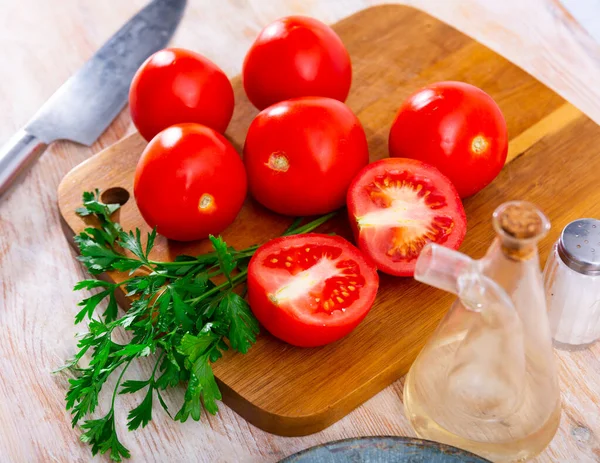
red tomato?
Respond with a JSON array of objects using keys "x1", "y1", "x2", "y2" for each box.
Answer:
[
  {"x1": 247, "y1": 233, "x2": 379, "y2": 347},
  {"x1": 134, "y1": 123, "x2": 247, "y2": 241},
  {"x1": 243, "y1": 97, "x2": 368, "y2": 216},
  {"x1": 347, "y1": 158, "x2": 467, "y2": 276},
  {"x1": 242, "y1": 16, "x2": 352, "y2": 110},
  {"x1": 388, "y1": 81, "x2": 508, "y2": 198},
  {"x1": 129, "y1": 48, "x2": 234, "y2": 142}
]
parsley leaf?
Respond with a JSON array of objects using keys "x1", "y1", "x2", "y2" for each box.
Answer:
[
  {"x1": 127, "y1": 386, "x2": 154, "y2": 431},
  {"x1": 75, "y1": 290, "x2": 111, "y2": 324},
  {"x1": 174, "y1": 372, "x2": 202, "y2": 422},
  {"x1": 218, "y1": 292, "x2": 259, "y2": 354},
  {"x1": 119, "y1": 229, "x2": 149, "y2": 263},
  {"x1": 120, "y1": 380, "x2": 149, "y2": 395},
  {"x1": 175, "y1": 353, "x2": 221, "y2": 421},
  {"x1": 178, "y1": 331, "x2": 219, "y2": 362},
  {"x1": 190, "y1": 354, "x2": 221, "y2": 415},
  {"x1": 209, "y1": 235, "x2": 236, "y2": 286},
  {"x1": 170, "y1": 288, "x2": 194, "y2": 331},
  {"x1": 81, "y1": 411, "x2": 131, "y2": 462}
]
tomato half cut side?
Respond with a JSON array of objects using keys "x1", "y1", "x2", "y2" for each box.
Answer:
[
  {"x1": 347, "y1": 158, "x2": 467, "y2": 277},
  {"x1": 247, "y1": 234, "x2": 379, "y2": 347}
]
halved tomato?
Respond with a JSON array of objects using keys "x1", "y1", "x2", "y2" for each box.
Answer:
[
  {"x1": 347, "y1": 158, "x2": 467, "y2": 276},
  {"x1": 247, "y1": 233, "x2": 379, "y2": 347}
]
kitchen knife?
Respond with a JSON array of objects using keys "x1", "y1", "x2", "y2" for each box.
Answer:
[{"x1": 0, "y1": 0, "x2": 187, "y2": 196}]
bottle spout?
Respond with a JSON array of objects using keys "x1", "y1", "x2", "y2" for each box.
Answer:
[
  {"x1": 415, "y1": 243, "x2": 516, "y2": 314},
  {"x1": 414, "y1": 244, "x2": 474, "y2": 296}
]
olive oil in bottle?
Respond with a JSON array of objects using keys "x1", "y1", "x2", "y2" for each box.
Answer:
[{"x1": 404, "y1": 202, "x2": 560, "y2": 462}]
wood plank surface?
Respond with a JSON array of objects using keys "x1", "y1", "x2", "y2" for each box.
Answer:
[
  {"x1": 2, "y1": 1, "x2": 600, "y2": 462},
  {"x1": 58, "y1": 3, "x2": 584, "y2": 440}
]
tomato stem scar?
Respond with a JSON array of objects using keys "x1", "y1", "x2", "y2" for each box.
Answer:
[
  {"x1": 267, "y1": 152, "x2": 290, "y2": 172},
  {"x1": 471, "y1": 135, "x2": 489, "y2": 154},
  {"x1": 198, "y1": 193, "x2": 215, "y2": 211}
]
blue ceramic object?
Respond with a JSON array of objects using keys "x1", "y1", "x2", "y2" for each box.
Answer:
[{"x1": 280, "y1": 436, "x2": 491, "y2": 463}]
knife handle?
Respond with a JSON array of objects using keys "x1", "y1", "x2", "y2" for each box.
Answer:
[{"x1": 0, "y1": 129, "x2": 48, "y2": 196}]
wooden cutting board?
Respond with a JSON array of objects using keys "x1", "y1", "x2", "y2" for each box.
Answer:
[{"x1": 58, "y1": 4, "x2": 599, "y2": 437}]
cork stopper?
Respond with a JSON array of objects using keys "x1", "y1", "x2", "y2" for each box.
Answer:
[
  {"x1": 493, "y1": 202, "x2": 550, "y2": 261},
  {"x1": 498, "y1": 203, "x2": 544, "y2": 239}
]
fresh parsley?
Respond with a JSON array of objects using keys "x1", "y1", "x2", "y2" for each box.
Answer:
[{"x1": 58, "y1": 190, "x2": 333, "y2": 461}]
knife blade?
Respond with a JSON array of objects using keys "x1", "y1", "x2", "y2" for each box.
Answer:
[{"x1": 0, "y1": 0, "x2": 187, "y2": 196}]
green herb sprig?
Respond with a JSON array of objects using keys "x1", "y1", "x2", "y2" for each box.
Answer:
[{"x1": 59, "y1": 190, "x2": 333, "y2": 461}]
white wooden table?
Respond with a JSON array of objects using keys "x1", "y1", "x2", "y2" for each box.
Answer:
[{"x1": 1, "y1": 1, "x2": 599, "y2": 461}]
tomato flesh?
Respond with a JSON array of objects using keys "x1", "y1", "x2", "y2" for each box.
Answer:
[
  {"x1": 248, "y1": 234, "x2": 378, "y2": 347},
  {"x1": 347, "y1": 158, "x2": 467, "y2": 276}
]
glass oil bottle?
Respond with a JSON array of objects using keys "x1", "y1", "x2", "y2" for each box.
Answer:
[{"x1": 403, "y1": 201, "x2": 561, "y2": 462}]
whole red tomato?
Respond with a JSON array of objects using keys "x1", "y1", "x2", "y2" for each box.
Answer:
[
  {"x1": 248, "y1": 233, "x2": 379, "y2": 347},
  {"x1": 243, "y1": 16, "x2": 352, "y2": 110},
  {"x1": 388, "y1": 81, "x2": 508, "y2": 198},
  {"x1": 134, "y1": 123, "x2": 247, "y2": 241},
  {"x1": 243, "y1": 97, "x2": 369, "y2": 216},
  {"x1": 129, "y1": 48, "x2": 234, "y2": 141}
]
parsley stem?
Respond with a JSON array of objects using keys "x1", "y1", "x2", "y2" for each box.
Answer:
[
  {"x1": 283, "y1": 217, "x2": 303, "y2": 234},
  {"x1": 283, "y1": 211, "x2": 338, "y2": 236},
  {"x1": 150, "y1": 351, "x2": 165, "y2": 385},
  {"x1": 185, "y1": 270, "x2": 248, "y2": 304},
  {"x1": 148, "y1": 253, "x2": 220, "y2": 267},
  {"x1": 114, "y1": 278, "x2": 138, "y2": 288},
  {"x1": 146, "y1": 212, "x2": 336, "y2": 269},
  {"x1": 111, "y1": 357, "x2": 134, "y2": 410}
]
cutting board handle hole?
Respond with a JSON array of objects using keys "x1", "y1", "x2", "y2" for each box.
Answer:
[{"x1": 101, "y1": 187, "x2": 130, "y2": 206}]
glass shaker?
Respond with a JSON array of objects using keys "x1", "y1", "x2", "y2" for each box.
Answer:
[{"x1": 544, "y1": 218, "x2": 600, "y2": 349}]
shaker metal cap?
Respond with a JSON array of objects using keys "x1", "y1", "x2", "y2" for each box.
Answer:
[{"x1": 558, "y1": 218, "x2": 600, "y2": 275}]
